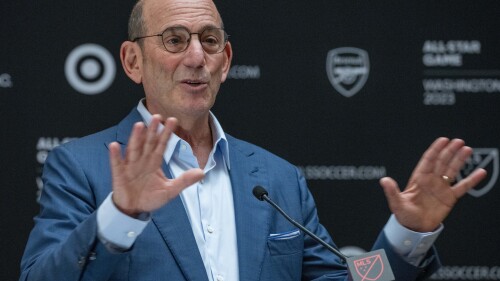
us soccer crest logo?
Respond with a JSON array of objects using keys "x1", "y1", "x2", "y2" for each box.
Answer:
[
  {"x1": 457, "y1": 148, "x2": 499, "y2": 197},
  {"x1": 326, "y1": 47, "x2": 370, "y2": 98}
]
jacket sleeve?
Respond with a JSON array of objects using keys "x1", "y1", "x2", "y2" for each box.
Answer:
[
  {"x1": 371, "y1": 231, "x2": 441, "y2": 281},
  {"x1": 294, "y1": 166, "x2": 350, "y2": 281},
  {"x1": 19, "y1": 145, "x2": 129, "y2": 281},
  {"x1": 296, "y1": 166, "x2": 441, "y2": 281}
]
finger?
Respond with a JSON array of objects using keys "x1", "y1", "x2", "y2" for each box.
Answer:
[
  {"x1": 434, "y1": 139, "x2": 465, "y2": 176},
  {"x1": 443, "y1": 146, "x2": 473, "y2": 181},
  {"x1": 126, "y1": 122, "x2": 146, "y2": 163},
  {"x1": 109, "y1": 142, "x2": 123, "y2": 168},
  {"x1": 153, "y1": 117, "x2": 177, "y2": 158},
  {"x1": 109, "y1": 142, "x2": 125, "y2": 185},
  {"x1": 142, "y1": 115, "x2": 162, "y2": 155},
  {"x1": 164, "y1": 168, "x2": 205, "y2": 196},
  {"x1": 379, "y1": 177, "x2": 402, "y2": 213},
  {"x1": 412, "y1": 137, "x2": 450, "y2": 175},
  {"x1": 163, "y1": 117, "x2": 178, "y2": 132},
  {"x1": 452, "y1": 168, "x2": 487, "y2": 198}
]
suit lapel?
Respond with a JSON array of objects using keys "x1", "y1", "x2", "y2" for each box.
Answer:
[
  {"x1": 227, "y1": 136, "x2": 271, "y2": 281},
  {"x1": 115, "y1": 108, "x2": 142, "y2": 145},
  {"x1": 114, "y1": 109, "x2": 208, "y2": 281},
  {"x1": 152, "y1": 162, "x2": 208, "y2": 281}
]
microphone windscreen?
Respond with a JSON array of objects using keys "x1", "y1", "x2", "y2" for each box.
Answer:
[{"x1": 252, "y1": 186, "x2": 268, "y2": 201}]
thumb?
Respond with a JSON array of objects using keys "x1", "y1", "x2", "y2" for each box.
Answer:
[
  {"x1": 173, "y1": 168, "x2": 205, "y2": 189},
  {"x1": 379, "y1": 177, "x2": 401, "y2": 212},
  {"x1": 163, "y1": 168, "x2": 205, "y2": 201}
]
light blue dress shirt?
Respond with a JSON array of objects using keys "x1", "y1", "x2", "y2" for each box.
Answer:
[
  {"x1": 98, "y1": 99, "x2": 238, "y2": 281},
  {"x1": 97, "y1": 99, "x2": 442, "y2": 280}
]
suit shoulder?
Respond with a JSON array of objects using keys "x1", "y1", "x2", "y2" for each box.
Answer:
[
  {"x1": 57, "y1": 108, "x2": 140, "y2": 152},
  {"x1": 56, "y1": 125, "x2": 119, "y2": 153},
  {"x1": 43, "y1": 125, "x2": 119, "y2": 178},
  {"x1": 42, "y1": 108, "x2": 142, "y2": 175},
  {"x1": 226, "y1": 134, "x2": 297, "y2": 170}
]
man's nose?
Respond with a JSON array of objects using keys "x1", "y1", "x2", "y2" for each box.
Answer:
[{"x1": 183, "y1": 34, "x2": 206, "y2": 67}]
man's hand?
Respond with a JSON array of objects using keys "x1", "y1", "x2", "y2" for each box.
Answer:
[
  {"x1": 108, "y1": 115, "x2": 204, "y2": 217},
  {"x1": 380, "y1": 137, "x2": 487, "y2": 232}
]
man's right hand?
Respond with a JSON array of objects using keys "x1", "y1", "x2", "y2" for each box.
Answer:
[{"x1": 108, "y1": 115, "x2": 204, "y2": 217}]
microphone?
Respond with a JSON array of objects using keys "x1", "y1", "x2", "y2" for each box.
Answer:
[{"x1": 253, "y1": 185, "x2": 395, "y2": 281}]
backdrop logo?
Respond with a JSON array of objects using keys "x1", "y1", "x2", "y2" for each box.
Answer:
[
  {"x1": 457, "y1": 148, "x2": 499, "y2": 198},
  {"x1": 326, "y1": 47, "x2": 370, "y2": 98},
  {"x1": 65, "y1": 43, "x2": 116, "y2": 95},
  {"x1": 228, "y1": 65, "x2": 261, "y2": 79},
  {"x1": 422, "y1": 40, "x2": 481, "y2": 67},
  {"x1": 0, "y1": 73, "x2": 13, "y2": 88},
  {"x1": 36, "y1": 137, "x2": 76, "y2": 201},
  {"x1": 298, "y1": 165, "x2": 386, "y2": 181},
  {"x1": 353, "y1": 254, "x2": 385, "y2": 281},
  {"x1": 430, "y1": 265, "x2": 500, "y2": 280}
]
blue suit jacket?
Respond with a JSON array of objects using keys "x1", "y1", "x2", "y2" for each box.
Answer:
[{"x1": 20, "y1": 109, "x2": 440, "y2": 281}]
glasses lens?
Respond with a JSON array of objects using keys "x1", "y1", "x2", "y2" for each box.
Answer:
[
  {"x1": 161, "y1": 27, "x2": 227, "y2": 54},
  {"x1": 200, "y1": 28, "x2": 227, "y2": 54},
  {"x1": 161, "y1": 27, "x2": 190, "y2": 53}
]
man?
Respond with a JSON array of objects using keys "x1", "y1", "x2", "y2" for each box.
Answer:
[{"x1": 20, "y1": 0, "x2": 486, "y2": 280}]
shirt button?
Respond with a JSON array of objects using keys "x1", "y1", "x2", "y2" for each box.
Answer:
[
  {"x1": 207, "y1": 225, "x2": 214, "y2": 233},
  {"x1": 216, "y1": 275, "x2": 224, "y2": 281},
  {"x1": 127, "y1": 231, "x2": 136, "y2": 238},
  {"x1": 403, "y1": 240, "x2": 412, "y2": 247},
  {"x1": 181, "y1": 144, "x2": 187, "y2": 150}
]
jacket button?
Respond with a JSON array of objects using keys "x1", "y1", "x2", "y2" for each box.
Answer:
[{"x1": 78, "y1": 256, "x2": 86, "y2": 268}]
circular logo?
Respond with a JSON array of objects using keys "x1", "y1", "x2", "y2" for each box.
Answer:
[
  {"x1": 65, "y1": 44, "x2": 116, "y2": 95},
  {"x1": 0, "y1": 73, "x2": 13, "y2": 88}
]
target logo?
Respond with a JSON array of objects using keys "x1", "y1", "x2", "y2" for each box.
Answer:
[
  {"x1": 0, "y1": 73, "x2": 13, "y2": 88},
  {"x1": 65, "y1": 43, "x2": 116, "y2": 95}
]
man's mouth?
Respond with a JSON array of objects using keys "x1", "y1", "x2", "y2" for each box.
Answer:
[{"x1": 182, "y1": 80, "x2": 207, "y2": 85}]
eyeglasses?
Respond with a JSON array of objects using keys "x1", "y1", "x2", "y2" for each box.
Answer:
[{"x1": 132, "y1": 26, "x2": 229, "y2": 54}]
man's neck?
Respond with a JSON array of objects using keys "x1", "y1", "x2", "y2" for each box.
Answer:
[
  {"x1": 144, "y1": 100, "x2": 214, "y2": 169},
  {"x1": 175, "y1": 116, "x2": 214, "y2": 170}
]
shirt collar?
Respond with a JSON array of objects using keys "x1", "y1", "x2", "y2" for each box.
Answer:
[{"x1": 136, "y1": 99, "x2": 230, "y2": 170}]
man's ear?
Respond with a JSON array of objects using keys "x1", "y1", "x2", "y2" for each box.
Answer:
[
  {"x1": 120, "y1": 41, "x2": 143, "y2": 84},
  {"x1": 220, "y1": 41, "x2": 233, "y2": 83}
]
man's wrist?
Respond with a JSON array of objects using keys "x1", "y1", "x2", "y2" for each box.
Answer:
[
  {"x1": 383, "y1": 214, "x2": 443, "y2": 265},
  {"x1": 111, "y1": 193, "x2": 150, "y2": 219},
  {"x1": 97, "y1": 193, "x2": 151, "y2": 250}
]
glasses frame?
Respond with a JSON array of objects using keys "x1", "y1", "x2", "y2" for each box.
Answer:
[{"x1": 131, "y1": 26, "x2": 230, "y2": 54}]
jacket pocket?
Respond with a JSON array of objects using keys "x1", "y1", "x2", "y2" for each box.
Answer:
[{"x1": 267, "y1": 230, "x2": 303, "y2": 256}]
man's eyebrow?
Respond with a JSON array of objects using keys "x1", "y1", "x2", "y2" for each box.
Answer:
[
  {"x1": 194, "y1": 24, "x2": 222, "y2": 32},
  {"x1": 200, "y1": 24, "x2": 221, "y2": 29},
  {"x1": 159, "y1": 24, "x2": 222, "y2": 32}
]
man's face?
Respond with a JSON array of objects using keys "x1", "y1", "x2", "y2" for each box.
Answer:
[{"x1": 139, "y1": 0, "x2": 232, "y2": 119}]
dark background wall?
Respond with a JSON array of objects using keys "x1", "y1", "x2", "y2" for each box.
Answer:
[{"x1": 1, "y1": 1, "x2": 499, "y2": 280}]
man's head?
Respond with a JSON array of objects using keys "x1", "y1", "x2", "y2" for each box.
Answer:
[
  {"x1": 127, "y1": 0, "x2": 146, "y2": 46},
  {"x1": 120, "y1": 0, "x2": 232, "y2": 121}
]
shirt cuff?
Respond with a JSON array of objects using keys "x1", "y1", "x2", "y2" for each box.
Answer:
[
  {"x1": 383, "y1": 214, "x2": 443, "y2": 266},
  {"x1": 97, "y1": 193, "x2": 151, "y2": 250}
]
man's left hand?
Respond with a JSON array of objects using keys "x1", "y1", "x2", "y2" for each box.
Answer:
[{"x1": 380, "y1": 137, "x2": 487, "y2": 232}]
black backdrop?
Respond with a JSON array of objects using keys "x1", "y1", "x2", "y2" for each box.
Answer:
[{"x1": 2, "y1": 1, "x2": 499, "y2": 280}]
